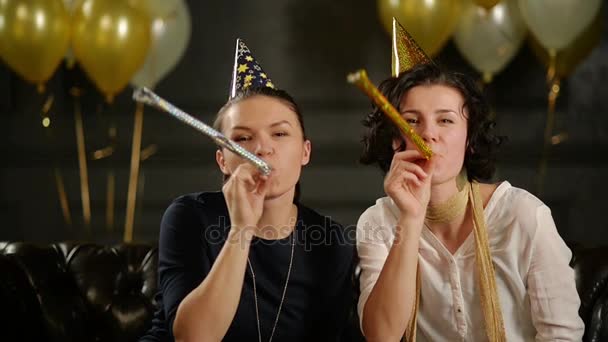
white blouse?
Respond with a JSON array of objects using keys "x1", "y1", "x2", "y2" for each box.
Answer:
[{"x1": 357, "y1": 181, "x2": 584, "y2": 341}]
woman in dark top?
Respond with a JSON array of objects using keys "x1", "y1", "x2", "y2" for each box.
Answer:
[{"x1": 140, "y1": 39, "x2": 357, "y2": 342}]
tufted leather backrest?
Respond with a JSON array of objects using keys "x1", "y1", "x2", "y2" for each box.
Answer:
[
  {"x1": 0, "y1": 253, "x2": 47, "y2": 341},
  {"x1": 0, "y1": 242, "x2": 158, "y2": 342},
  {"x1": 1, "y1": 241, "x2": 607, "y2": 341},
  {"x1": 570, "y1": 245, "x2": 608, "y2": 342}
]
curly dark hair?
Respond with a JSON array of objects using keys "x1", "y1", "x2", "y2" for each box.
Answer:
[
  {"x1": 213, "y1": 86, "x2": 307, "y2": 203},
  {"x1": 360, "y1": 63, "x2": 505, "y2": 182}
]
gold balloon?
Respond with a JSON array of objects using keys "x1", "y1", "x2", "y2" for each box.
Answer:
[
  {"x1": 72, "y1": 0, "x2": 151, "y2": 102},
  {"x1": 529, "y1": 9, "x2": 603, "y2": 79},
  {"x1": 0, "y1": 0, "x2": 71, "y2": 91},
  {"x1": 472, "y1": 0, "x2": 500, "y2": 10},
  {"x1": 378, "y1": 0, "x2": 462, "y2": 57},
  {"x1": 129, "y1": 0, "x2": 180, "y2": 17}
]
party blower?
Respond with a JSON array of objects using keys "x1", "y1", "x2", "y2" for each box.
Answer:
[
  {"x1": 347, "y1": 69, "x2": 433, "y2": 160},
  {"x1": 132, "y1": 87, "x2": 272, "y2": 175}
]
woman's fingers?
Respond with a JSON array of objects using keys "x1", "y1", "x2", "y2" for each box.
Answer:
[
  {"x1": 392, "y1": 150, "x2": 433, "y2": 172},
  {"x1": 384, "y1": 155, "x2": 433, "y2": 201},
  {"x1": 400, "y1": 172, "x2": 423, "y2": 187},
  {"x1": 390, "y1": 149, "x2": 429, "y2": 172},
  {"x1": 222, "y1": 163, "x2": 270, "y2": 229},
  {"x1": 391, "y1": 160, "x2": 428, "y2": 180},
  {"x1": 391, "y1": 149, "x2": 427, "y2": 163},
  {"x1": 386, "y1": 170, "x2": 423, "y2": 191},
  {"x1": 255, "y1": 176, "x2": 269, "y2": 196},
  {"x1": 385, "y1": 161, "x2": 427, "y2": 190},
  {"x1": 229, "y1": 164, "x2": 264, "y2": 190},
  {"x1": 422, "y1": 155, "x2": 437, "y2": 177},
  {"x1": 224, "y1": 163, "x2": 272, "y2": 199},
  {"x1": 384, "y1": 149, "x2": 437, "y2": 217}
]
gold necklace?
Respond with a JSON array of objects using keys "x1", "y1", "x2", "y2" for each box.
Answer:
[
  {"x1": 247, "y1": 231, "x2": 295, "y2": 342},
  {"x1": 425, "y1": 183, "x2": 469, "y2": 223}
]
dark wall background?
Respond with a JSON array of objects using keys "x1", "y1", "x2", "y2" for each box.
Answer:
[{"x1": 1, "y1": 0, "x2": 607, "y2": 246}]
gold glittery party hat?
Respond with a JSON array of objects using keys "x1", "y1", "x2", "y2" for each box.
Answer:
[{"x1": 392, "y1": 17, "x2": 433, "y2": 77}]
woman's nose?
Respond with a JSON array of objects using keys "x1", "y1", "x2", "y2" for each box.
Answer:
[
  {"x1": 254, "y1": 136, "x2": 274, "y2": 156},
  {"x1": 418, "y1": 121, "x2": 438, "y2": 143}
]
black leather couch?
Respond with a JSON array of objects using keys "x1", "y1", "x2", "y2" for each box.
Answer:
[
  {"x1": 0, "y1": 241, "x2": 606, "y2": 341},
  {"x1": 0, "y1": 242, "x2": 158, "y2": 342}
]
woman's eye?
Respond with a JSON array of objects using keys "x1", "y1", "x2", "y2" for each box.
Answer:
[
  {"x1": 439, "y1": 118, "x2": 454, "y2": 124},
  {"x1": 234, "y1": 136, "x2": 251, "y2": 142},
  {"x1": 405, "y1": 118, "x2": 418, "y2": 124},
  {"x1": 274, "y1": 131, "x2": 288, "y2": 137}
]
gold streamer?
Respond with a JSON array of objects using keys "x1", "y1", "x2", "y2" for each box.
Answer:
[
  {"x1": 405, "y1": 181, "x2": 506, "y2": 341},
  {"x1": 124, "y1": 102, "x2": 144, "y2": 242},
  {"x1": 470, "y1": 182, "x2": 506, "y2": 341},
  {"x1": 347, "y1": 70, "x2": 433, "y2": 159},
  {"x1": 404, "y1": 264, "x2": 420, "y2": 341},
  {"x1": 71, "y1": 87, "x2": 91, "y2": 231}
]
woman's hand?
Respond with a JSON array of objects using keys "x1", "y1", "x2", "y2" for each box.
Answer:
[
  {"x1": 384, "y1": 150, "x2": 435, "y2": 221},
  {"x1": 222, "y1": 163, "x2": 269, "y2": 236}
]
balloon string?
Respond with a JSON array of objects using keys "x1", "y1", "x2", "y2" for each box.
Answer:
[
  {"x1": 105, "y1": 121, "x2": 117, "y2": 233},
  {"x1": 71, "y1": 87, "x2": 92, "y2": 232},
  {"x1": 106, "y1": 170, "x2": 115, "y2": 232},
  {"x1": 135, "y1": 170, "x2": 146, "y2": 237},
  {"x1": 482, "y1": 71, "x2": 493, "y2": 85},
  {"x1": 54, "y1": 167, "x2": 72, "y2": 226},
  {"x1": 41, "y1": 93, "x2": 73, "y2": 226},
  {"x1": 124, "y1": 102, "x2": 144, "y2": 242},
  {"x1": 546, "y1": 49, "x2": 557, "y2": 84},
  {"x1": 536, "y1": 75, "x2": 560, "y2": 197}
]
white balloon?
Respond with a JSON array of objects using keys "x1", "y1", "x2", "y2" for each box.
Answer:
[
  {"x1": 131, "y1": 0, "x2": 191, "y2": 89},
  {"x1": 518, "y1": 0, "x2": 602, "y2": 51},
  {"x1": 454, "y1": 0, "x2": 527, "y2": 78}
]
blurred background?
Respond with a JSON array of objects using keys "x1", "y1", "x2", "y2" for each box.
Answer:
[{"x1": 1, "y1": 0, "x2": 607, "y2": 246}]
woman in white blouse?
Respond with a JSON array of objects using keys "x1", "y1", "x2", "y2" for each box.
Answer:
[{"x1": 356, "y1": 63, "x2": 584, "y2": 341}]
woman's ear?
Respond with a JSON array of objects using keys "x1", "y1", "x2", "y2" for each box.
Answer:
[
  {"x1": 466, "y1": 139, "x2": 475, "y2": 155},
  {"x1": 301, "y1": 140, "x2": 311, "y2": 166},
  {"x1": 216, "y1": 149, "x2": 230, "y2": 175},
  {"x1": 392, "y1": 138, "x2": 405, "y2": 152}
]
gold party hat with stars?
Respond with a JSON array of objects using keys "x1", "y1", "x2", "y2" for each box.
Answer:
[
  {"x1": 392, "y1": 18, "x2": 433, "y2": 77},
  {"x1": 229, "y1": 39, "x2": 275, "y2": 99}
]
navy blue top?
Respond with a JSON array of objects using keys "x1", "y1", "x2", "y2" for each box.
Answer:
[{"x1": 140, "y1": 192, "x2": 358, "y2": 341}]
